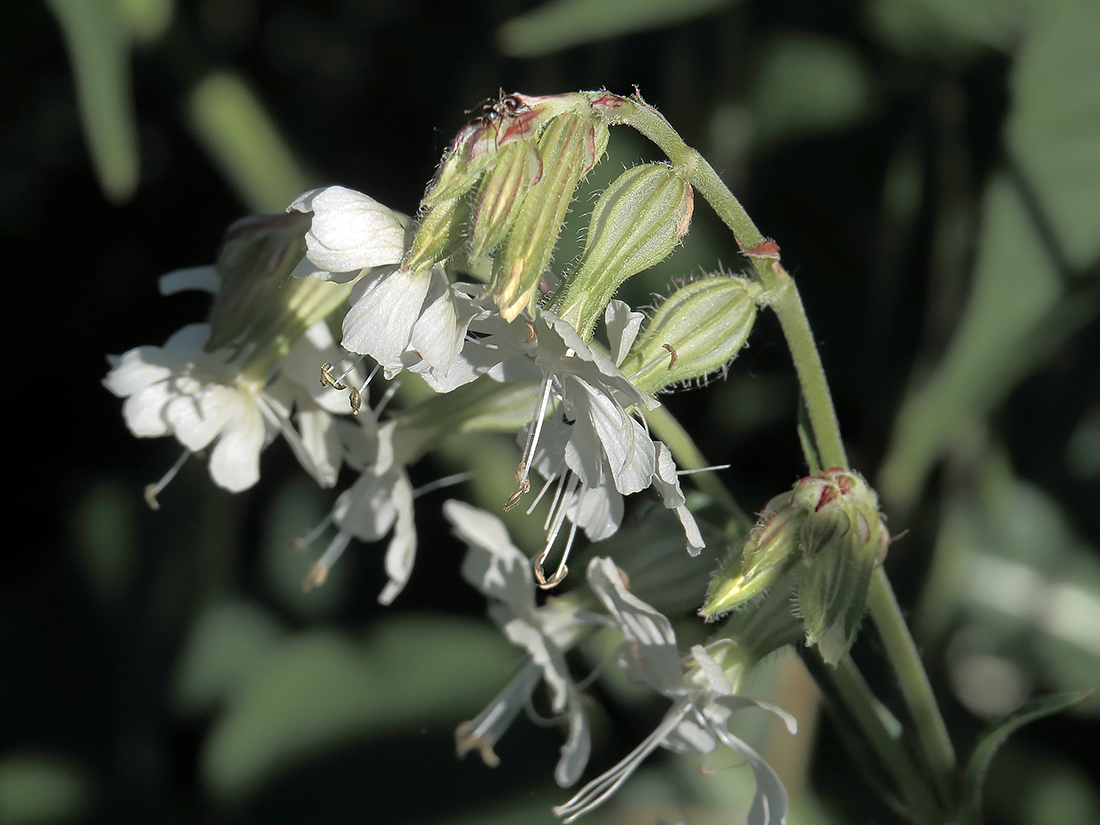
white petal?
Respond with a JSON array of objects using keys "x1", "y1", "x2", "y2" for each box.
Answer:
[
  {"x1": 103, "y1": 348, "x2": 175, "y2": 397},
  {"x1": 446, "y1": 500, "x2": 535, "y2": 614},
  {"x1": 121, "y1": 381, "x2": 174, "y2": 436},
  {"x1": 604, "y1": 300, "x2": 644, "y2": 367},
  {"x1": 165, "y1": 385, "x2": 240, "y2": 451},
  {"x1": 295, "y1": 405, "x2": 342, "y2": 488},
  {"x1": 555, "y1": 684, "x2": 591, "y2": 787},
  {"x1": 289, "y1": 185, "x2": 406, "y2": 273},
  {"x1": 586, "y1": 557, "x2": 682, "y2": 695},
  {"x1": 342, "y1": 268, "x2": 431, "y2": 374},
  {"x1": 158, "y1": 266, "x2": 220, "y2": 295},
  {"x1": 378, "y1": 474, "x2": 416, "y2": 604},
  {"x1": 207, "y1": 397, "x2": 266, "y2": 492},
  {"x1": 332, "y1": 466, "x2": 400, "y2": 541}
]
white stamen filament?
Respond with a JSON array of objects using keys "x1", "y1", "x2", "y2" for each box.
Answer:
[
  {"x1": 294, "y1": 512, "x2": 334, "y2": 549},
  {"x1": 144, "y1": 449, "x2": 192, "y2": 510}
]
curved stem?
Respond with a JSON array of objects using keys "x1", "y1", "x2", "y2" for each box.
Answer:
[{"x1": 868, "y1": 568, "x2": 957, "y2": 787}]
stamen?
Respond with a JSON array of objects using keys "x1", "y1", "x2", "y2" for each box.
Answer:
[
  {"x1": 375, "y1": 380, "x2": 400, "y2": 416},
  {"x1": 508, "y1": 374, "x2": 555, "y2": 509},
  {"x1": 320, "y1": 362, "x2": 346, "y2": 390},
  {"x1": 294, "y1": 512, "x2": 334, "y2": 550},
  {"x1": 412, "y1": 471, "x2": 474, "y2": 499},
  {"x1": 303, "y1": 530, "x2": 351, "y2": 591},
  {"x1": 534, "y1": 476, "x2": 581, "y2": 589},
  {"x1": 523, "y1": 319, "x2": 537, "y2": 344},
  {"x1": 144, "y1": 449, "x2": 191, "y2": 510},
  {"x1": 348, "y1": 364, "x2": 381, "y2": 415},
  {"x1": 677, "y1": 464, "x2": 731, "y2": 475}
]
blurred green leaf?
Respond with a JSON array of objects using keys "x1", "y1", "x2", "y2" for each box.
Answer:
[
  {"x1": 1007, "y1": 0, "x2": 1100, "y2": 269},
  {"x1": 200, "y1": 615, "x2": 517, "y2": 800},
  {"x1": 187, "y1": 71, "x2": 313, "y2": 212},
  {"x1": 174, "y1": 600, "x2": 285, "y2": 714},
  {"x1": 0, "y1": 755, "x2": 91, "y2": 825},
  {"x1": 867, "y1": 0, "x2": 1045, "y2": 56},
  {"x1": 1066, "y1": 407, "x2": 1100, "y2": 479},
  {"x1": 496, "y1": 0, "x2": 737, "y2": 57},
  {"x1": 70, "y1": 480, "x2": 137, "y2": 604},
  {"x1": 748, "y1": 35, "x2": 873, "y2": 145},
  {"x1": 918, "y1": 447, "x2": 1100, "y2": 713},
  {"x1": 45, "y1": 0, "x2": 140, "y2": 202},
  {"x1": 879, "y1": 175, "x2": 1062, "y2": 507},
  {"x1": 111, "y1": 0, "x2": 174, "y2": 44},
  {"x1": 959, "y1": 690, "x2": 1091, "y2": 824}
]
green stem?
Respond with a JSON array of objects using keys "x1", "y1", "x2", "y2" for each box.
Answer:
[
  {"x1": 594, "y1": 95, "x2": 766, "y2": 249},
  {"x1": 868, "y1": 568, "x2": 957, "y2": 787},
  {"x1": 759, "y1": 266, "x2": 849, "y2": 471},
  {"x1": 606, "y1": 90, "x2": 958, "y2": 812},
  {"x1": 820, "y1": 654, "x2": 941, "y2": 824},
  {"x1": 644, "y1": 404, "x2": 751, "y2": 533}
]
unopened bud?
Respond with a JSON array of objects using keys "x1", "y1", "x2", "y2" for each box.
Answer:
[
  {"x1": 469, "y1": 140, "x2": 543, "y2": 260},
  {"x1": 556, "y1": 163, "x2": 693, "y2": 338},
  {"x1": 795, "y1": 470, "x2": 889, "y2": 664},
  {"x1": 403, "y1": 196, "x2": 469, "y2": 273},
  {"x1": 700, "y1": 490, "x2": 802, "y2": 620},
  {"x1": 491, "y1": 111, "x2": 608, "y2": 322},
  {"x1": 205, "y1": 212, "x2": 351, "y2": 379},
  {"x1": 620, "y1": 275, "x2": 757, "y2": 395}
]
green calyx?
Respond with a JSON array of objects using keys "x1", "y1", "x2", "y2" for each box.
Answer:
[
  {"x1": 555, "y1": 162, "x2": 694, "y2": 338},
  {"x1": 619, "y1": 275, "x2": 758, "y2": 395}
]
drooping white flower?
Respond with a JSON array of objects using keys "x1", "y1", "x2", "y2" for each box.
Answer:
[
  {"x1": 341, "y1": 265, "x2": 483, "y2": 383},
  {"x1": 303, "y1": 415, "x2": 416, "y2": 605},
  {"x1": 504, "y1": 303, "x2": 704, "y2": 585},
  {"x1": 287, "y1": 185, "x2": 408, "y2": 283},
  {"x1": 446, "y1": 500, "x2": 591, "y2": 786},
  {"x1": 104, "y1": 270, "x2": 354, "y2": 494},
  {"x1": 553, "y1": 557, "x2": 796, "y2": 825}
]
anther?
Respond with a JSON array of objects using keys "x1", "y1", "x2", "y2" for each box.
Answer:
[
  {"x1": 320, "y1": 363, "x2": 347, "y2": 390},
  {"x1": 348, "y1": 387, "x2": 362, "y2": 415},
  {"x1": 144, "y1": 449, "x2": 191, "y2": 510},
  {"x1": 523, "y1": 319, "x2": 537, "y2": 344}
]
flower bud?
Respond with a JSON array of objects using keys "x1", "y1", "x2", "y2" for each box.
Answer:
[
  {"x1": 469, "y1": 140, "x2": 542, "y2": 260},
  {"x1": 555, "y1": 163, "x2": 693, "y2": 338},
  {"x1": 699, "y1": 489, "x2": 803, "y2": 620},
  {"x1": 205, "y1": 212, "x2": 351, "y2": 378},
  {"x1": 619, "y1": 275, "x2": 757, "y2": 395},
  {"x1": 700, "y1": 468, "x2": 889, "y2": 665},
  {"x1": 795, "y1": 470, "x2": 889, "y2": 664},
  {"x1": 402, "y1": 195, "x2": 470, "y2": 274},
  {"x1": 490, "y1": 111, "x2": 608, "y2": 322}
]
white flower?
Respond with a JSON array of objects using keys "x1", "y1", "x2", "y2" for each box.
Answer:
[
  {"x1": 446, "y1": 500, "x2": 591, "y2": 786},
  {"x1": 554, "y1": 557, "x2": 796, "y2": 825},
  {"x1": 507, "y1": 303, "x2": 704, "y2": 585},
  {"x1": 287, "y1": 185, "x2": 407, "y2": 283},
  {"x1": 104, "y1": 269, "x2": 354, "y2": 494},
  {"x1": 303, "y1": 416, "x2": 416, "y2": 605},
  {"x1": 341, "y1": 265, "x2": 482, "y2": 382}
]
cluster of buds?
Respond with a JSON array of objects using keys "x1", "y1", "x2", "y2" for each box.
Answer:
[{"x1": 700, "y1": 468, "x2": 890, "y2": 664}]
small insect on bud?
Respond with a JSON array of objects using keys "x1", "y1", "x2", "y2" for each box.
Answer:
[
  {"x1": 555, "y1": 163, "x2": 693, "y2": 338},
  {"x1": 490, "y1": 111, "x2": 609, "y2": 322},
  {"x1": 619, "y1": 275, "x2": 757, "y2": 395}
]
